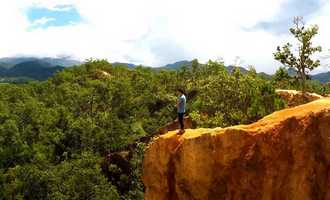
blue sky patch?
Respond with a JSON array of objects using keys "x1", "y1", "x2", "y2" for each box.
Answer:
[
  {"x1": 249, "y1": 0, "x2": 325, "y2": 34},
  {"x1": 27, "y1": 5, "x2": 82, "y2": 30}
]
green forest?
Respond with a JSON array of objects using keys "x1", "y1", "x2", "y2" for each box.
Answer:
[{"x1": 1, "y1": 57, "x2": 330, "y2": 199}]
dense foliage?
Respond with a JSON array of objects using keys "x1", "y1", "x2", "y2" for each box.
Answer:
[{"x1": 1, "y1": 59, "x2": 328, "y2": 199}]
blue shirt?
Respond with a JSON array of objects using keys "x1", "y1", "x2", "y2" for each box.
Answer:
[{"x1": 178, "y1": 94, "x2": 186, "y2": 113}]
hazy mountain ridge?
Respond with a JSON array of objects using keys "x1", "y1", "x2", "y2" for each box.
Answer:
[
  {"x1": 162, "y1": 60, "x2": 192, "y2": 69},
  {"x1": 281, "y1": 68, "x2": 330, "y2": 83},
  {"x1": 0, "y1": 60, "x2": 65, "y2": 81},
  {"x1": 160, "y1": 61, "x2": 330, "y2": 83},
  {"x1": 112, "y1": 62, "x2": 137, "y2": 68},
  {"x1": 8, "y1": 61, "x2": 64, "y2": 79},
  {"x1": 0, "y1": 57, "x2": 81, "y2": 68},
  {"x1": 0, "y1": 57, "x2": 81, "y2": 82},
  {"x1": 312, "y1": 71, "x2": 330, "y2": 84},
  {"x1": 0, "y1": 57, "x2": 330, "y2": 83}
]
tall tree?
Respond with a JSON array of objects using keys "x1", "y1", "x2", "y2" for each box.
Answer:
[{"x1": 274, "y1": 17, "x2": 322, "y2": 92}]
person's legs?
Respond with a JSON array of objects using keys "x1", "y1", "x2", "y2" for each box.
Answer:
[{"x1": 178, "y1": 112, "x2": 184, "y2": 130}]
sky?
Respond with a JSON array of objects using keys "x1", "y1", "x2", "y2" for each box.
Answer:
[{"x1": 0, "y1": 0, "x2": 330, "y2": 74}]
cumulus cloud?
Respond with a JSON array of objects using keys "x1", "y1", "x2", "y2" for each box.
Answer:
[
  {"x1": 30, "y1": 16, "x2": 55, "y2": 26},
  {"x1": 48, "y1": 5, "x2": 75, "y2": 12},
  {"x1": 0, "y1": 0, "x2": 329, "y2": 73}
]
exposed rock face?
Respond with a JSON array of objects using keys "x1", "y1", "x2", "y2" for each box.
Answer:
[
  {"x1": 142, "y1": 98, "x2": 330, "y2": 200},
  {"x1": 276, "y1": 89, "x2": 323, "y2": 107}
]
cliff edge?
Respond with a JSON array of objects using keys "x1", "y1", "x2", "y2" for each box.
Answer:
[{"x1": 142, "y1": 98, "x2": 330, "y2": 200}]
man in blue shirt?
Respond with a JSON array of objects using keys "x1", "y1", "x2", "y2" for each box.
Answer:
[{"x1": 176, "y1": 89, "x2": 186, "y2": 134}]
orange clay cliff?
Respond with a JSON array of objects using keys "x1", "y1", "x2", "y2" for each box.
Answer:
[{"x1": 142, "y1": 97, "x2": 330, "y2": 200}]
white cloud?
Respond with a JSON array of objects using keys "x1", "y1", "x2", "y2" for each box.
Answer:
[
  {"x1": 0, "y1": 0, "x2": 329, "y2": 74},
  {"x1": 48, "y1": 5, "x2": 75, "y2": 12},
  {"x1": 29, "y1": 0, "x2": 76, "y2": 11},
  {"x1": 31, "y1": 17, "x2": 56, "y2": 26}
]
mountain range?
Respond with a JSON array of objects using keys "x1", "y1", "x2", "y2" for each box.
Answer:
[
  {"x1": 0, "y1": 57, "x2": 81, "y2": 82},
  {"x1": 157, "y1": 60, "x2": 330, "y2": 83},
  {"x1": 0, "y1": 57, "x2": 330, "y2": 83},
  {"x1": 1, "y1": 61, "x2": 65, "y2": 80},
  {"x1": 311, "y1": 71, "x2": 330, "y2": 84},
  {"x1": 0, "y1": 57, "x2": 81, "y2": 68}
]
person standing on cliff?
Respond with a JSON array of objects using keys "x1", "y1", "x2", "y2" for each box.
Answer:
[{"x1": 176, "y1": 89, "x2": 186, "y2": 134}]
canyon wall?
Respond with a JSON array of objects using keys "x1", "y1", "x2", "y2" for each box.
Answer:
[{"x1": 143, "y1": 98, "x2": 330, "y2": 200}]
